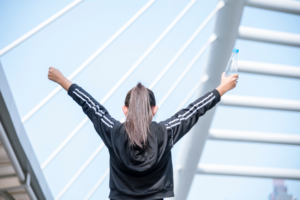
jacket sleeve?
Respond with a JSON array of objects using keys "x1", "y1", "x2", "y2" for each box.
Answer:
[
  {"x1": 159, "y1": 88, "x2": 221, "y2": 150},
  {"x1": 67, "y1": 83, "x2": 117, "y2": 148}
]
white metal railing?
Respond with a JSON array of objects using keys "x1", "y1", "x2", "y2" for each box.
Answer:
[
  {"x1": 220, "y1": 95, "x2": 300, "y2": 112},
  {"x1": 22, "y1": 0, "x2": 156, "y2": 123},
  {"x1": 238, "y1": 26, "x2": 300, "y2": 47},
  {"x1": 208, "y1": 129, "x2": 300, "y2": 145},
  {"x1": 246, "y1": 0, "x2": 300, "y2": 15},
  {"x1": 41, "y1": 0, "x2": 197, "y2": 170},
  {"x1": 238, "y1": 60, "x2": 300, "y2": 79},
  {"x1": 0, "y1": 0, "x2": 84, "y2": 57},
  {"x1": 197, "y1": 164, "x2": 300, "y2": 180}
]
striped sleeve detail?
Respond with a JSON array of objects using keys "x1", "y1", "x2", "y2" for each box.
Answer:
[
  {"x1": 165, "y1": 92, "x2": 216, "y2": 129},
  {"x1": 72, "y1": 88, "x2": 114, "y2": 128}
]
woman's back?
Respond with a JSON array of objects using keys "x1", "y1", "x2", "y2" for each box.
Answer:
[{"x1": 109, "y1": 121, "x2": 174, "y2": 199}]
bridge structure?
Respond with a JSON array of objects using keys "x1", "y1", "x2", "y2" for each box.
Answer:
[{"x1": 0, "y1": 0, "x2": 299, "y2": 199}]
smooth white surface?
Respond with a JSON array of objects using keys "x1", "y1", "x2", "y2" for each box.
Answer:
[
  {"x1": 220, "y1": 95, "x2": 300, "y2": 112},
  {"x1": 246, "y1": 0, "x2": 300, "y2": 15},
  {"x1": 0, "y1": 0, "x2": 84, "y2": 57},
  {"x1": 208, "y1": 129, "x2": 300, "y2": 145},
  {"x1": 238, "y1": 60, "x2": 300, "y2": 79},
  {"x1": 197, "y1": 164, "x2": 300, "y2": 180},
  {"x1": 21, "y1": 0, "x2": 156, "y2": 123},
  {"x1": 238, "y1": 26, "x2": 300, "y2": 47}
]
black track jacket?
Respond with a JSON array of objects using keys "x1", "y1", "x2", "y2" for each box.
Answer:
[{"x1": 68, "y1": 83, "x2": 221, "y2": 200}]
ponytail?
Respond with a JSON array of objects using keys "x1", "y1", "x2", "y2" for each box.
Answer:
[{"x1": 124, "y1": 83, "x2": 156, "y2": 148}]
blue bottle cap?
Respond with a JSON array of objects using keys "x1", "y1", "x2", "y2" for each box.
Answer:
[{"x1": 233, "y1": 49, "x2": 239, "y2": 53}]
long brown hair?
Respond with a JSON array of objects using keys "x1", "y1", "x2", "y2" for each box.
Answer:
[{"x1": 124, "y1": 83, "x2": 156, "y2": 148}]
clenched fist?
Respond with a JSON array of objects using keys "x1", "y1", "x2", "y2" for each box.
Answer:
[
  {"x1": 48, "y1": 67, "x2": 64, "y2": 84},
  {"x1": 48, "y1": 67, "x2": 73, "y2": 91},
  {"x1": 216, "y1": 72, "x2": 239, "y2": 96}
]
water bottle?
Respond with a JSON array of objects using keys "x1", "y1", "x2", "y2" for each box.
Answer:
[{"x1": 225, "y1": 49, "x2": 239, "y2": 77}]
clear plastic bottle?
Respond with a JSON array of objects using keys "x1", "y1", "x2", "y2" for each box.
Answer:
[{"x1": 225, "y1": 49, "x2": 239, "y2": 77}]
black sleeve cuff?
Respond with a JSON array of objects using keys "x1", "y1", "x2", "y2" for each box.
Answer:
[
  {"x1": 212, "y1": 88, "x2": 221, "y2": 103},
  {"x1": 68, "y1": 83, "x2": 79, "y2": 97}
]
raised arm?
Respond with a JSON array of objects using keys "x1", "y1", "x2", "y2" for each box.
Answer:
[
  {"x1": 48, "y1": 67, "x2": 117, "y2": 149},
  {"x1": 160, "y1": 72, "x2": 238, "y2": 150}
]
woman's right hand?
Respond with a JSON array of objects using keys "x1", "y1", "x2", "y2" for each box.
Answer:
[{"x1": 216, "y1": 72, "x2": 239, "y2": 96}]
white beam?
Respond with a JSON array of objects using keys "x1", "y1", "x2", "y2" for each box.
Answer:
[
  {"x1": 197, "y1": 164, "x2": 300, "y2": 180},
  {"x1": 208, "y1": 129, "x2": 300, "y2": 145},
  {"x1": 238, "y1": 60, "x2": 300, "y2": 79},
  {"x1": 246, "y1": 0, "x2": 300, "y2": 15},
  {"x1": 238, "y1": 26, "x2": 300, "y2": 47},
  {"x1": 174, "y1": 74, "x2": 209, "y2": 114},
  {"x1": 22, "y1": 0, "x2": 156, "y2": 123},
  {"x1": 0, "y1": 0, "x2": 83, "y2": 57},
  {"x1": 157, "y1": 35, "x2": 216, "y2": 108},
  {"x1": 121, "y1": 1, "x2": 225, "y2": 122},
  {"x1": 149, "y1": 1, "x2": 225, "y2": 89},
  {"x1": 55, "y1": 142, "x2": 105, "y2": 200},
  {"x1": 41, "y1": 0, "x2": 196, "y2": 169},
  {"x1": 172, "y1": 0, "x2": 246, "y2": 199},
  {"x1": 84, "y1": 169, "x2": 109, "y2": 200},
  {"x1": 219, "y1": 95, "x2": 300, "y2": 112}
]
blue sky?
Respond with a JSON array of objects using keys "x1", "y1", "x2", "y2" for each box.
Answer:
[{"x1": 1, "y1": 0, "x2": 300, "y2": 199}]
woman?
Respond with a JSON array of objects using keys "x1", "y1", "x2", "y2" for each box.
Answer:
[{"x1": 48, "y1": 67, "x2": 238, "y2": 200}]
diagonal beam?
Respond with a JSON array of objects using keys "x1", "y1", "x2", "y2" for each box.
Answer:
[
  {"x1": 54, "y1": 143, "x2": 105, "y2": 200},
  {"x1": 84, "y1": 169, "x2": 109, "y2": 200},
  {"x1": 22, "y1": 0, "x2": 156, "y2": 123},
  {"x1": 0, "y1": 0, "x2": 84, "y2": 57},
  {"x1": 149, "y1": 1, "x2": 225, "y2": 89},
  {"x1": 174, "y1": 74, "x2": 209, "y2": 113},
  {"x1": 157, "y1": 35, "x2": 216, "y2": 108}
]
